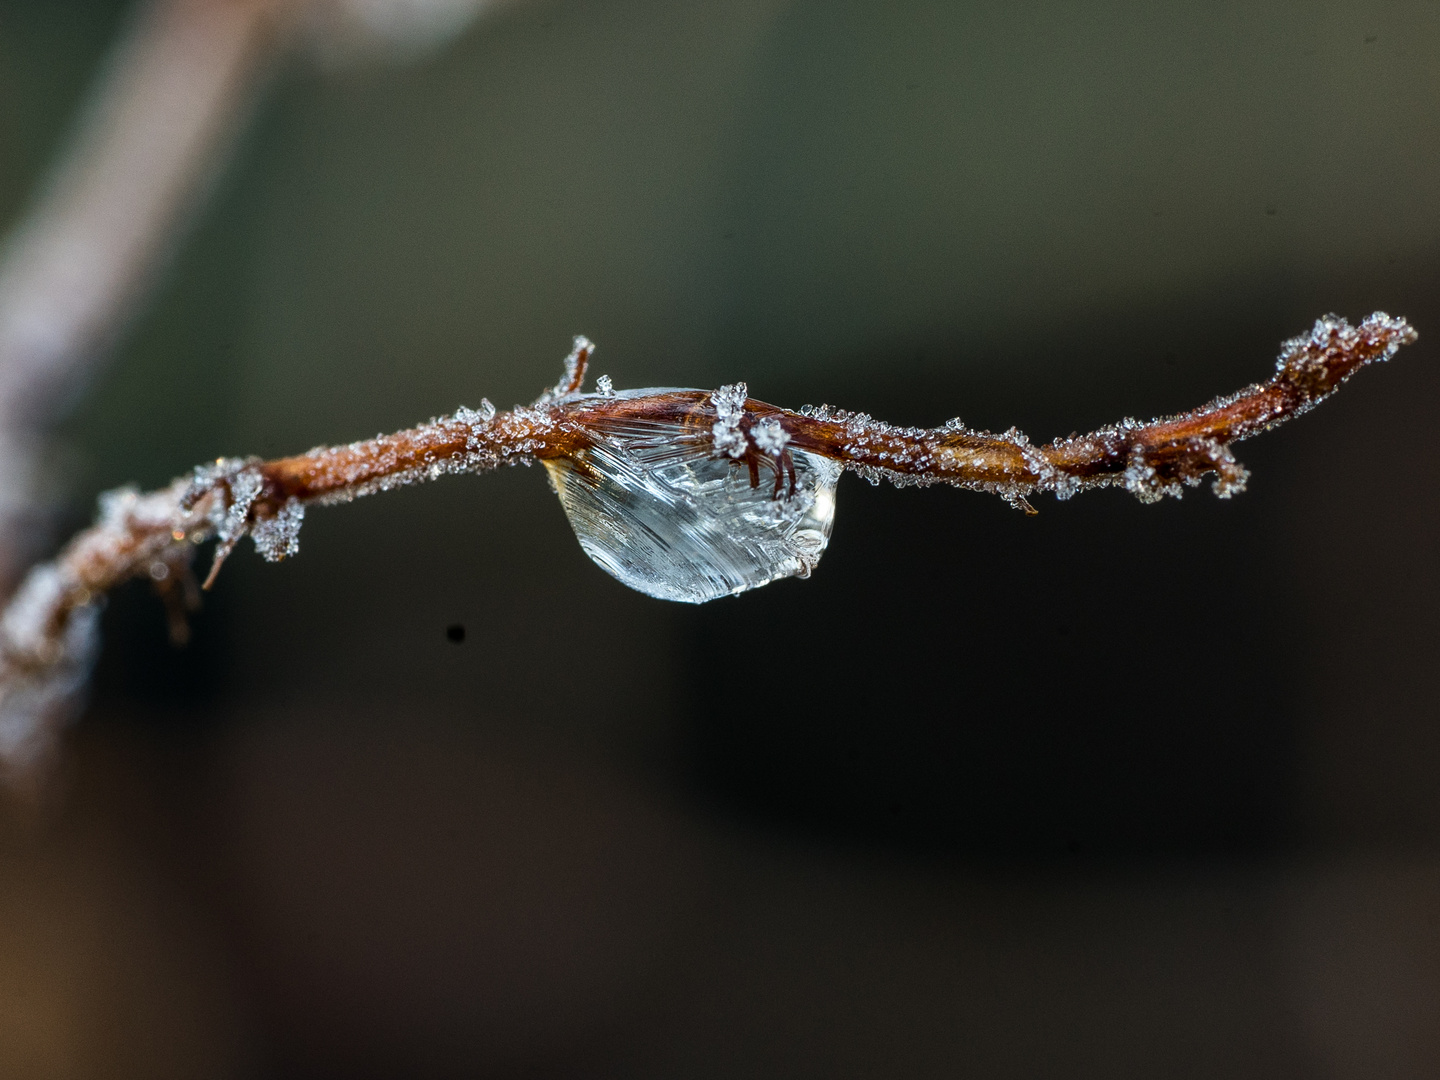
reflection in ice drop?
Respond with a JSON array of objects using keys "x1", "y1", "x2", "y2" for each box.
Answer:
[{"x1": 543, "y1": 391, "x2": 839, "y2": 603}]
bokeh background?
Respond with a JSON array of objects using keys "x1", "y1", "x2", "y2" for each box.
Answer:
[{"x1": 3, "y1": 0, "x2": 1440, "y2": 1075}]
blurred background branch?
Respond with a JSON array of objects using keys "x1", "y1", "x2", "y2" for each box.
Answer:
[
  {"x1": 0, "y1": 0, "x2": 515, "y2": 592},
  {"x1": 0, "y1": 0, "x2": 278, "y2": 589},
  {"x1": 0, "y1": 0, "x2": 521, "y2": 778}
]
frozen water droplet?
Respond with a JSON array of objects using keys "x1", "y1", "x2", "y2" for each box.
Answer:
[{"x1": 544, "y1": 395, "x2": 839, "y2": 603}]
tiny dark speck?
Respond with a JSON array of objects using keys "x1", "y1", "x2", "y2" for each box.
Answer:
[
  {"x1": 446, "y1": 624, "x2": 466, "y2": 643},
  {"x1": 1364, "y1": 34, "x2": 1377, "y2": 43},
  {"x1": 1265, "y1": 204, "x2": 1278, "y2": 216}
]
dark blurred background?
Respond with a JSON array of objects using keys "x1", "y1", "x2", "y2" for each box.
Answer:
[{"x1": 3, "y1": 0, "x2": 1439, "y2": 1075}]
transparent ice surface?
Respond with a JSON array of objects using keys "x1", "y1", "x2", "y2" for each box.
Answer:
[{"x1": 545, "y1": 390, "x2": 839, "y2": 603}]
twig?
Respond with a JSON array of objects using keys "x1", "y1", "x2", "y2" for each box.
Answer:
[
  {"x1": 0, "y1": 0, "x2": 287, "y2": 591},
  {"x1": 0, "y1": 0, "x2": 520, "y2": 594},
  {"x1": 0, "y1": 312, "x2": 1416, "y2": 778}
]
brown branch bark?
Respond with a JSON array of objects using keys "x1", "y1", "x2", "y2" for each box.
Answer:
[{"x1": 0, "y1": 313, "x2": 1417, "y2": 780}]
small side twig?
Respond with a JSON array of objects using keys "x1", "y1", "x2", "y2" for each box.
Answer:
[{"x1": 0, "y1": 312, "x2": 1416, "y2": 778}]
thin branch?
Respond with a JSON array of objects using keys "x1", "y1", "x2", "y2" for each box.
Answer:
[
  {"x1": 0, "y1": 312, "x2": 1417, "y2": 778},
  {"x1": 0, "y1": 0, "x2": 523, "y2": 593},
  {"x1": 0, "y1": 0, "x2": 286, "y2": 590}
]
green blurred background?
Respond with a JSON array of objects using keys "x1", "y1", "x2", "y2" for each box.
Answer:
[{"x1": 3, "y1": 0, "x2": 1440, "y2": 1075}]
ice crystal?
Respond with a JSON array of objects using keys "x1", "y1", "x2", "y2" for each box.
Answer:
[
  {"x1": 596, "y1": 375, "x2": 615, "y2": 397},
  {"x1": 188, "y1": 457, "x2": 265, "y2": 542},
  {"x1": 752, "y1": 416, "x2": 789, "y2": 455},
  {"x1": 545, "y1": 388, "x2": 839, "y2": 602},
  {"x1": 1122, "y1": 447, "x2": 1174, "y2": 503},
  {"x1": 252, "y1": 498, "x2": 305, "y2": 561},
  {"x1": 710, "y1": 382, "x2": 749, "y2": 459},
  {"x1": 454, "y1": 398, "x2": 496, "y2": 426}
]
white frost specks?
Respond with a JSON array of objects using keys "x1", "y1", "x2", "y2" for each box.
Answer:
[
  {"x1": 712, "y1": 383, "x2": 748, "y2": 412},
  {"x1": 1198, "y1": 438, "x2": 1250, "y2": 498},
  {"x1": 1277, "y1": 314, "x2": 1354, "y2": 391},
  {"x1": 801, "y1": 396, "x2": 1265, "y2": 508},
  {"x1": 221, "y1": 468, "x2": 263, "y2": 543},
  {"x1": 711, "y1": 382, "x2": 749, "y2": 458},
  {"x1": 1050, "y1": 472, "x2": 1082, "y2": 501},
  {"x1": 252, "y1": 498, "x2": 305, "y2": 561},
  {"x1": 709, "y1": 385, "x2": 791, "y2": 462},
  {"x1": 1122, "y1": 446, "x2": 1180, "y2": 504},
  {"x1": 752, "y1": 416, "x2": 789, "y2": 455},
  {"x1": 186, "y1": 457, "x2": 308, "y2": 564},
  {"x1": 560, "y1": 335, "x2": 594, "y2": 390},
  {"x1": 454, "y1": 398, "x2": 496, "y2": 427},
  {"x1": 596, "y1": 375, "x2": 615, "y2": 397},
  {"x1": 188, "y1": 457, "x2": 265, "y2": 544},
  {"x1": 1277, "y1": 311, "x2": 1417, "y2": 395}
]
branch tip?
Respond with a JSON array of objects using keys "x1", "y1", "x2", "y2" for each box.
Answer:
[{"x1": 552, "y1": 335, "x2": 595, "y2": 398}]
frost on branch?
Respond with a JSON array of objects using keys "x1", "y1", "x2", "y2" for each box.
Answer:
[
  {"x1": 0, "y1": 394, "x2": 547, "y2": 774},
  {"x1": 782, "y1": 311, "x2": 1416, "y2": 508},
  {"x1": 0, "y1": 481, "x2": 199, "y2": 778},
  {"x1": 0, "y1": 315, "x2": 1417, "y2": 780},
  {"x1": 0, "y1": 566, "x2": 100, "y2": 775},
  {"x1": 710, "y1": 382, "x2": 750, "y2": 459}
]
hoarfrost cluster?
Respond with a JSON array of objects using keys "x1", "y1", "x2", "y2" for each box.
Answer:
[{"x1": 710, "y1": 382, "x2": 751, "y2": 459}]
